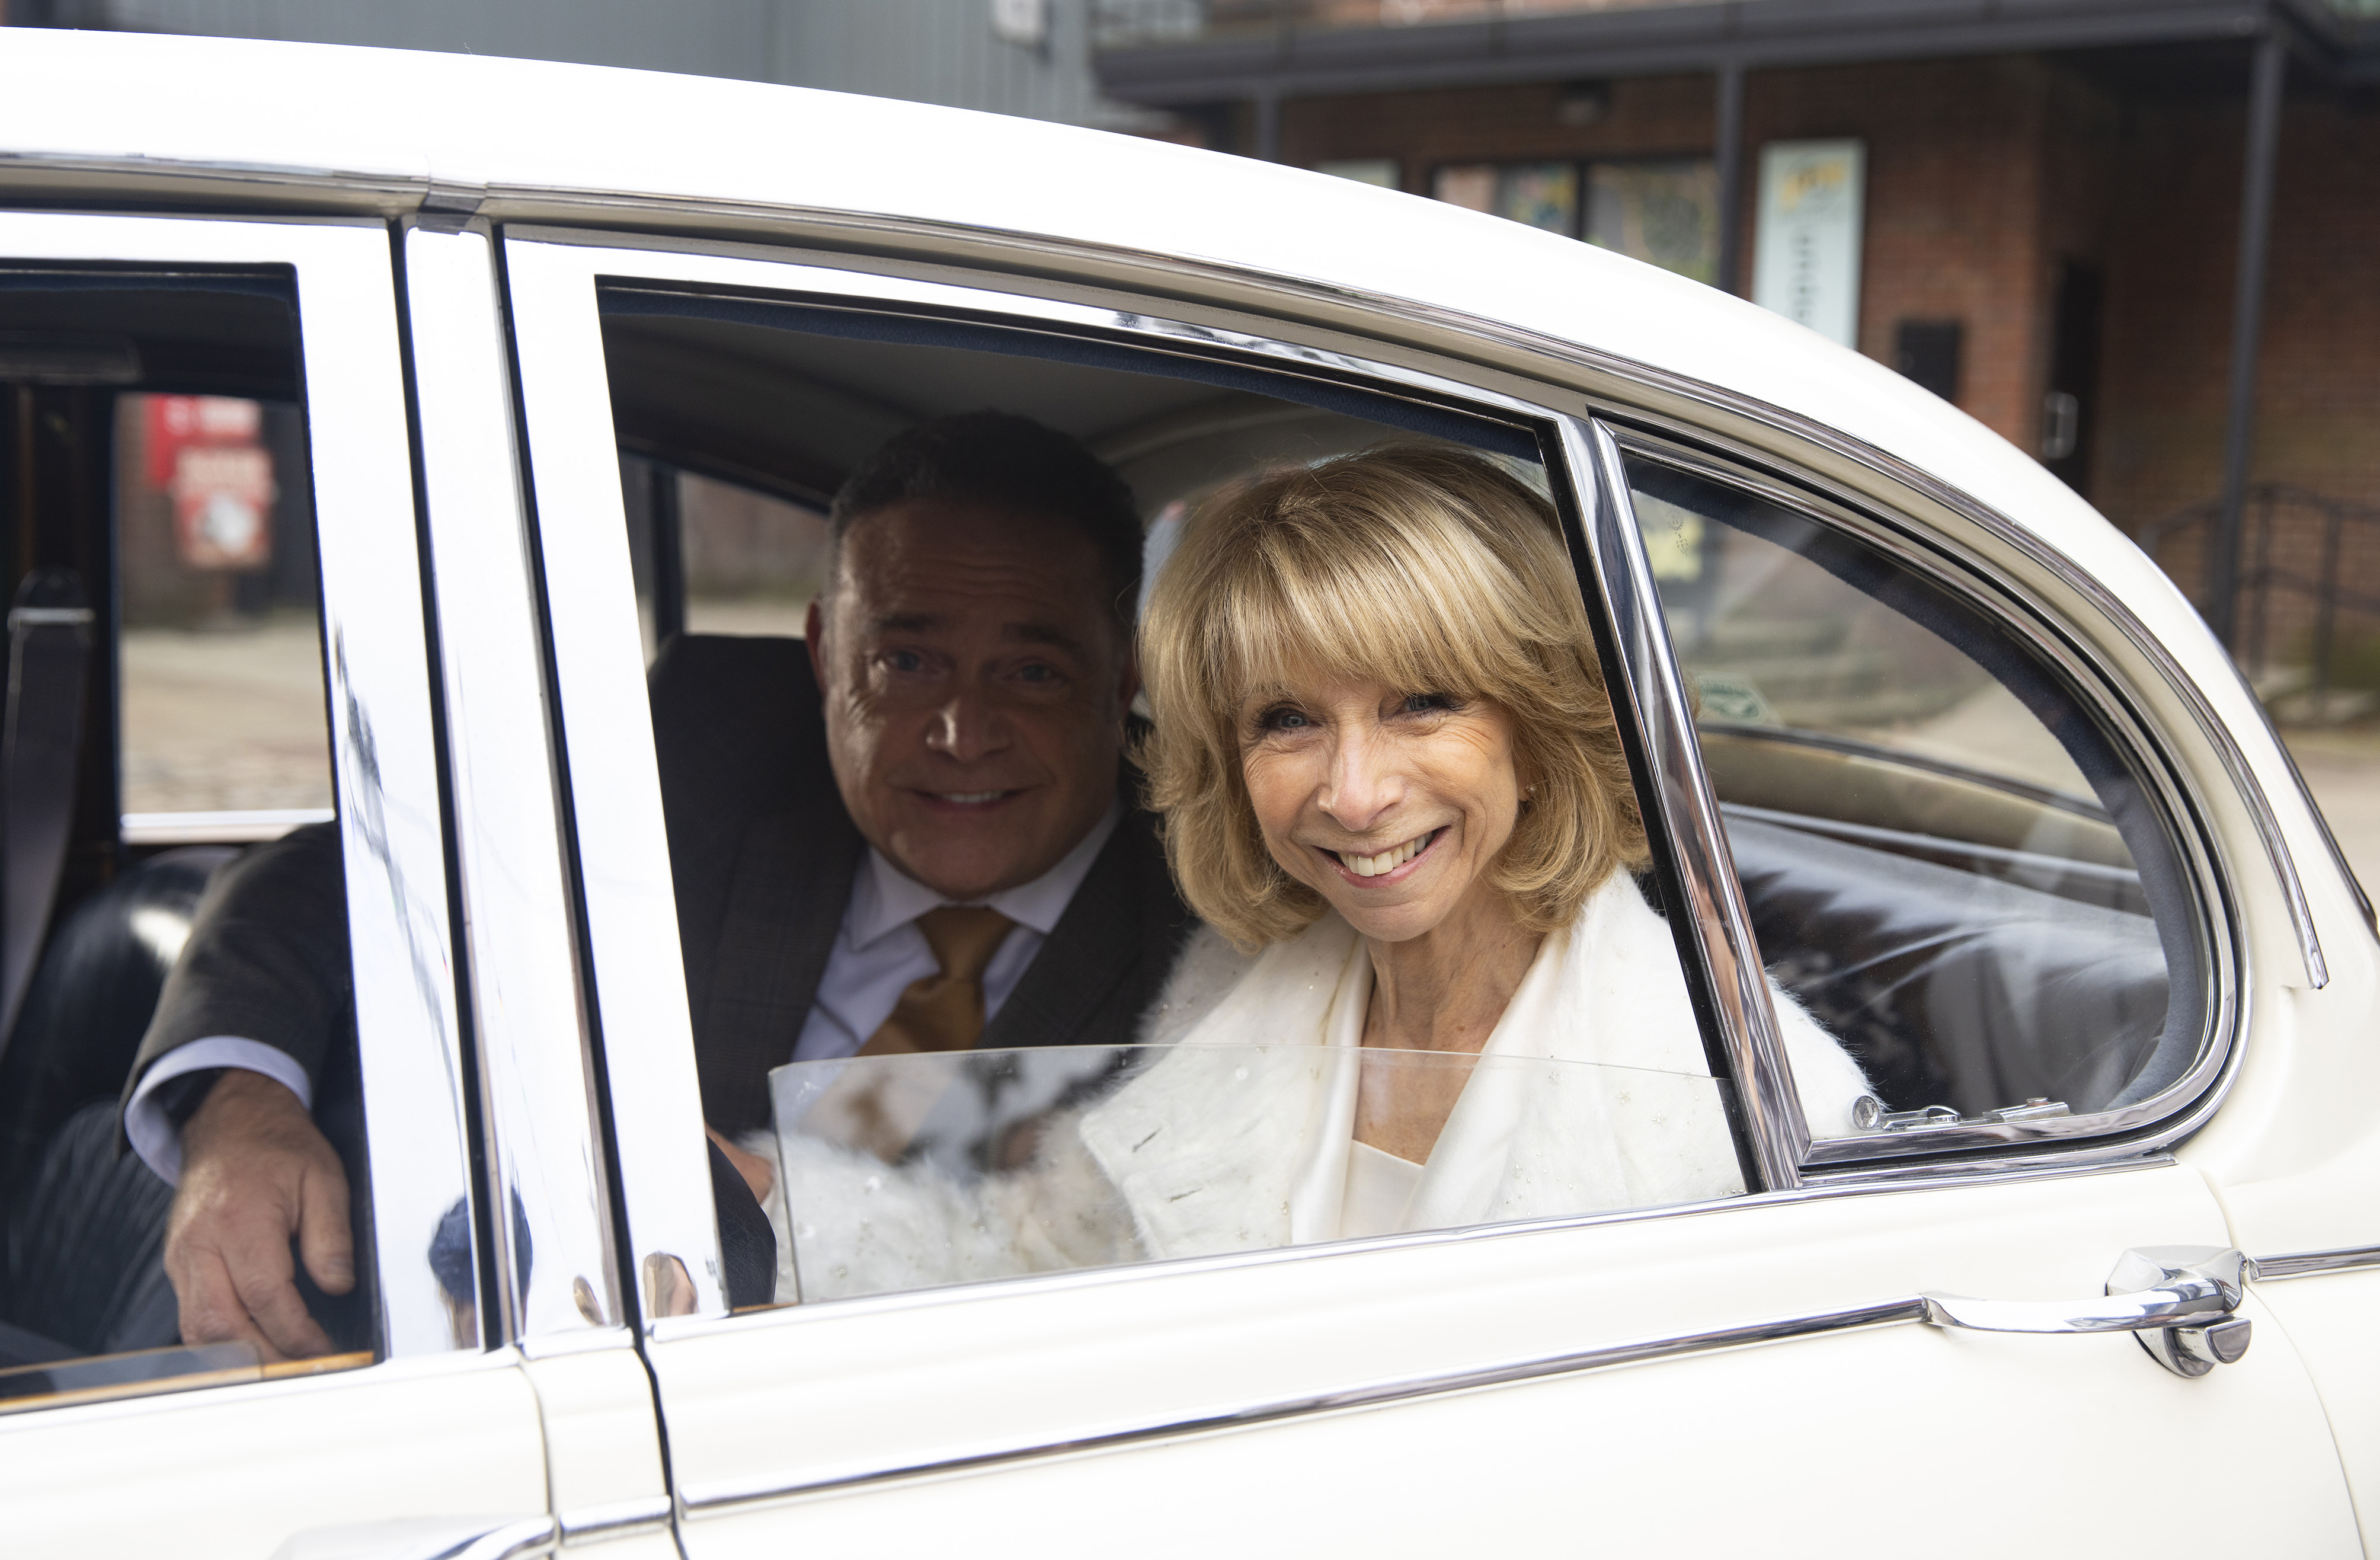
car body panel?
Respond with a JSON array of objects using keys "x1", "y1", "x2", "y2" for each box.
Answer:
[
  {"x1": 0, "y1": 1351, "x2": 548, "y2": 1555},
  {"x1": 647, "y1": 1162, "x2": 2355, "y2": 1553}
]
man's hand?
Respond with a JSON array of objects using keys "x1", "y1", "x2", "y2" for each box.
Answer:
[
  {"x1": 165, "y1": 1070, "x2": 353, "y2": 1361},
  {"x1": 706, "y1": 1126, "x2": 775, "y2": 1201}
]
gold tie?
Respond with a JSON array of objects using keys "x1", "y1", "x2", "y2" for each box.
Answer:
[{"x1": 858, "y1": 906, "x2": 1017, "y2": 1056}]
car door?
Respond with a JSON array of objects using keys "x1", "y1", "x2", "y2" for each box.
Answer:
[
  {"x1": 0, "y1": 212, "x2": 550, "y2": 1554},
  {"x1": 499, "y1": 226, "x2": 2362, "y2": 1555}
]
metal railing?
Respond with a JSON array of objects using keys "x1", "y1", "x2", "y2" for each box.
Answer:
[
  {"x1": 2139, "y1": 482, "x2": 2380, "y2": 705},
  {"x1": 1092, "y1": 0, "x2": 1705, "y2": 49}
]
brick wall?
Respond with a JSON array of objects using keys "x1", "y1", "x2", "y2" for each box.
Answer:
[{"x1": 1268, "y1": 51, "x2": 2380, "y2": 670}]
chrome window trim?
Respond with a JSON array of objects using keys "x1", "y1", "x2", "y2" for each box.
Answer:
[
  {"x1": 400, "y1": 222, "x2": 622, "y2": 1342},
  {"x1": 0, "y1": 210, "x2": 480, "y2": 1358},
  {"x1": 1560, "y1": 417, "x2": 1806, "y2": 1188},
  {"x1": 650, "y1": 1150, "x2": 2173, "y2": 1348},
  {"x1": 677, "y1": 1296, "x2": 1935, "y2": 1515},
  {"x1": 1607, "y1": 429, "x2": 2244, "y2": 1166},
  {"x1": 2249, "y1": 1245, "x2": 2380, "y2": 1282}
]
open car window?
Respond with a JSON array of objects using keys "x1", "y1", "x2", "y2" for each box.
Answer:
[{"x1": 1624, "y1": 450, "x2": 2207, "y2": 1147}]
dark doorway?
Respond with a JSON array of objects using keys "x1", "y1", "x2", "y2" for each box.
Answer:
[
  {"x1": 2044, "y1": 260, "x2": 2105, "y2": 498},
  {"x1": 1893, "y1": 320, "x2": 1962, "y2": 404}
]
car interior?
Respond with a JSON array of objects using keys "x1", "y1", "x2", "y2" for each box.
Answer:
[{"x1": 0, "y1": 261, "x2": 2205, "y2": 1380}]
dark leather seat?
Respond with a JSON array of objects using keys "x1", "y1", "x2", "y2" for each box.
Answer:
[
  {"x1": 0, "y1": 848, "x2": 236, "y2": 1361},
  {"x1": 648, "y1": 633, "x2": 823, "y2": 1303},
  {"x1": 0, "y1": 848, "x2": 235, "y2": 1196},
  {"x1": 1728, "y1": 814, "x2": 2170, "y2": 1118},
  {"x1": 646, "y1": 632, "x2": 826, "y2": 1024}
]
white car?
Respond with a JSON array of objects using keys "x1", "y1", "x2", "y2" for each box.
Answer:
[{"x1": 1, "y1": 28, "x2": 2373, "y2": 1559}]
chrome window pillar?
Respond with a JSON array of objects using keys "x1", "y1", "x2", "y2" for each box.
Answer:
[
  {"x1": 0, "y1": 212, "x2": 481, "y2": 1356},
  {"x1": 1559, "y1": 417, "x2": 1808, "y2": 1191},
  {"x1": 500, "y1": 235, "x2": 728, "y2": 1321},
  {"x1": 401, "y1": 222, "x2": 622, "y2": 1341}
]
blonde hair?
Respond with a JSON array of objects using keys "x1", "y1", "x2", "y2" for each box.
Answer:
[{"x1": 1138, "y1": 443, "x2": 1648, "y2": 951}]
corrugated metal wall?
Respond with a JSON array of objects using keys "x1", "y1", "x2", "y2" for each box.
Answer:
[{"x1": 62, "y1": 0, "x2": 1162, "y2": 129}]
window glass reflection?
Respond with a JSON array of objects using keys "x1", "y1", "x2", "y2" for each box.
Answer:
[{"x1": 760, "y1": 1044, "x2": 1738, "y2": 1305}]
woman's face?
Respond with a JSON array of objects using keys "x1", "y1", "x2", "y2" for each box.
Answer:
[{"x1": 1237, "y1": 672, "x2": 1524, "y2": 945}]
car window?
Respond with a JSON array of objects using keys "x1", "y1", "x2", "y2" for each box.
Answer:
[
  {"x1": 551, "y1": 275, "x2": 1847, "y2": 1314},
  {"x1": 1626, "y1": 452, "x2": 2204, "y2": 1140},
  {"x1": 0, "y1": 261, "x2": 454, "y2": 1410}
]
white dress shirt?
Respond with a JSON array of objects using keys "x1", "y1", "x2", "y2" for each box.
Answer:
[
  {"x1": 792, "y1": 800, "x2": 1121, "y2": 1062},
  {"x1": 126, "y1": 800, "x2": 1125, "y2": 1184}
]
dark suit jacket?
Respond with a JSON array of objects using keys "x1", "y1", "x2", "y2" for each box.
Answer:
[
  {"x1": 693, "y1": 798, "x2": 1189, "y2": 1136},
  {"x1": 123, "y1": 636, "x2": 1195, "y2": 1142}
]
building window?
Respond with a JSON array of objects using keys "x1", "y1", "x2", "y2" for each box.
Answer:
[{"x1": 1434, "y1": 156, "x2": 1717, "y2": 284}]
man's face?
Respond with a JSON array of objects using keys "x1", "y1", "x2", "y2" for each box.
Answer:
[{"x1": 807, "y1": 498, "x2": 1136, "y2": 902}]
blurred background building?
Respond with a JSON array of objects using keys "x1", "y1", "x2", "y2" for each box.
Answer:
[{"x1": 8, "y1": 0, "x2": 2379, "y2": 846}]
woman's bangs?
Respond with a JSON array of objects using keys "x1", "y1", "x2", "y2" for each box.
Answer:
[{"x1": 1214, "y1": 527, "x2": 1501, "y2": 704}]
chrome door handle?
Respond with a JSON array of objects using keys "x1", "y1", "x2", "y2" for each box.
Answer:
[{"x1": 1921, "y1": 1246, "x2": 2250, "y2": 1378}]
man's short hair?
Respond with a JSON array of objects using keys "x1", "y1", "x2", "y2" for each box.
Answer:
[{"x1": 825, "y1": 411, "x2": 1143, "y2": 645}]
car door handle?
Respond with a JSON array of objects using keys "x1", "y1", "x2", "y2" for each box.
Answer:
[{"x1": 1920, "y1": 1245, "x2": 2250, "y2": 1378}]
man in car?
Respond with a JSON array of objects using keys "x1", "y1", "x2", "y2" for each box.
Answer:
[{"x1": 122, "y1": 411, "x2": 1194, "y2": 1357}]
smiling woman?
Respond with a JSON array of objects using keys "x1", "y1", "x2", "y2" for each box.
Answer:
[{"x1": 1135, "y1": 445, "x2": 1874, "y2": 1225}]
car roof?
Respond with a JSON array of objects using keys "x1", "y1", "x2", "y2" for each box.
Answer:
[{"x1": 0, "y1": 31, "x2": 2235, "y2": 721}]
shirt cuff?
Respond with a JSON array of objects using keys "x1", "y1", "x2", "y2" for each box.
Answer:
[{"x1": 123, "y1": 1038, "x2": 314, "y2": 1186}]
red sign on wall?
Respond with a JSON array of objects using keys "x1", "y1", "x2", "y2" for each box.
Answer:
[
  {"x1": 171, "y1": 445, "x2": 277, "y2": 570},
  {"x1": 145, "y1": 395, "x2": 274, "y2": 571}
]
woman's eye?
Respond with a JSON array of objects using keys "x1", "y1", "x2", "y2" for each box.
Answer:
[
  {"x1": 1402, "y1": 692, "x2": 1454, "y2": 714},
  {"x1": 1259, "y1": 706, "x2": 1311, "y2": 732}
]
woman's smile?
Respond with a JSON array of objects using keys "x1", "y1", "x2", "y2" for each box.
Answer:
[
  {"x1": 1322, "y1": 826, "x2": 1444, "y2": 883},
  {"x1": 1240, "y1": 674, "x2": 1522, "y2": 945}
]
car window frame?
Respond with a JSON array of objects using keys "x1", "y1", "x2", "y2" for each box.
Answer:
[{"x1": 0, "y1": 209, "x2": 481, "y2": 1389}]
